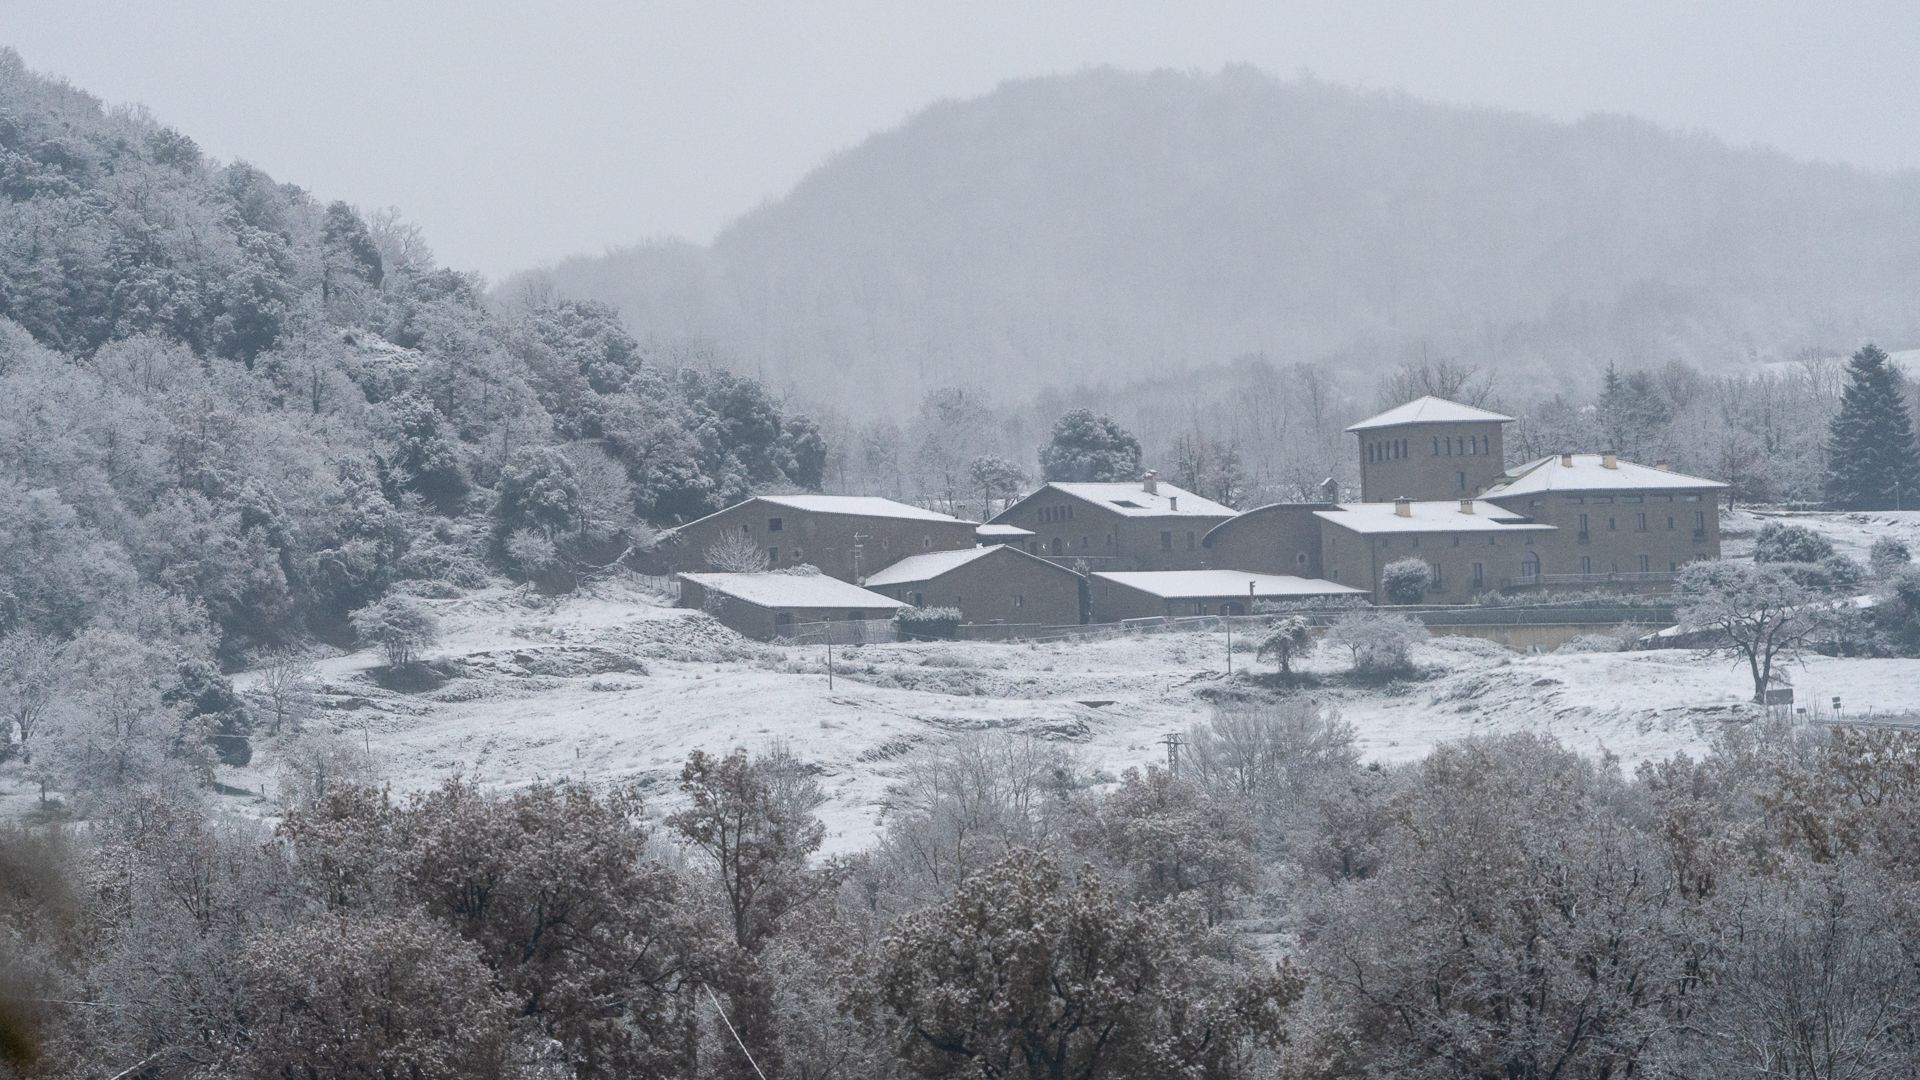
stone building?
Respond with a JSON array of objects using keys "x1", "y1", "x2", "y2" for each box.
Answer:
[
  {"x1": 863, "y1": 544, "x2": 1085, "y2": 626},
  {"x1": 675, "y1": 572, "x2": 902, "y2": 640},
  {"x1": 1201, "y1": 503, "x2": 1334, "y2": 578},
  {"x1": 1480, "y1": 452, "x2": 1726, "y2": 582},
  {"x1": 1088, "y1": 570, "x2": 1362, "y2": 622},
  {"x1": 1313, "y1": 498, "x2": 1556, "y2": 602},
  {"x1": 1199, "y1": 396, "x2": 1727, "y2": 602},
  {"x1": 1348, "y1": 396, "x2": 1513, "y2": 502},
  {"x1": 655, "y1": 495, "x2": 977, "y2": 583},
  {"x1": 987, "y1": 475, "x2": 1236, "y2": 571}
]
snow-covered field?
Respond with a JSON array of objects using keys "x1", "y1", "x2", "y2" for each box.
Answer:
[
  {"x1": 217, "y1": 570, "x2": 1920, "y2": 853},
  {"x1": 1722, "y1": 507, "x2": 1920, "y2": 562}
]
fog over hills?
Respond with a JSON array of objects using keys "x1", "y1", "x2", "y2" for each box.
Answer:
[{"x1": 509, "y1": 66, "x2": 1920, "y2": 413}]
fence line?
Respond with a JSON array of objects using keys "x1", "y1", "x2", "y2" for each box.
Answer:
[{"x1": 773, "y1": 604, "x2": 1673, "y2": 647}]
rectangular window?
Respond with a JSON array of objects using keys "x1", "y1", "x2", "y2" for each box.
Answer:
[
  {"x1": 1636, "y1": 512, "x2": 1647, "y2": 531},
  {"x1": 1458, "y1": 471, "x2": 1467, "y2": 491},
  {"x1": 1013, "y1": 594, "x2": 1024, "y2": 608},
  {"x1": 1431, "y1": 564, "x2": 1444, "y2": 588},
  {"x1": 1581, "y1": 556, "x2": 1593, "y2": 575},
  {"x1": 1432, "y1": 436, "x2": 1440, "y2": 455},
  {"x1": 1185, "y1": 531, "x2": 1196, "y2": 550},
  {"x1": 767, "y1": 517, "x2": 783, "y2": 532},
  {"x1": 1608, "y1": 517, "x2": 1616, "y2": 531},
  {"x1": 1668, "y1": 516, "x2": 1676, "y2": 529},
  {"x1": 767, "y1": 547, "x2": 779, "y2": 562},
  {"x1": 1160, "y1": 531, "x2": 1173, "y2": 551},
  {"x1": 1639, "y1": 555, "x2": 1650, "y2": 573},
  {"x1": 1472, "y1": 562, "x2": 1484, "y2": 587}
]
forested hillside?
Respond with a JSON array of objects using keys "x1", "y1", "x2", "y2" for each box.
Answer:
[
  {"x1": 0, "y1": 49, "x2": 824, "y2": 662},
  {"x1": 518, "y1": 66, "x2": 1920, "y2": 413}
]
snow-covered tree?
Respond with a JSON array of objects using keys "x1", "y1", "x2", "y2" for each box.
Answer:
[
  {"x1": 1676, "y1": 560, "x2": 1828, "y2": 702},
  {"x1": 871, "y1": 849, "x2": 1296, "y2": 1079},
  {"x1": 1038, "y1": 409, "x2": 1143, "y2": 482},
  {"x1": 348, "y1": 594, "x2": 440, "y2": 667},
  {"x1": 1825, "y1": 344, "x2": 1920, "y2": 510}
]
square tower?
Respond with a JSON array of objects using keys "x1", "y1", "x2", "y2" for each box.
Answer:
[{"x1": 1346, "y1": 395, "x2": 1513, "y2": 502}]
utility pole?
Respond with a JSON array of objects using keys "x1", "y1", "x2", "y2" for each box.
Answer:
[
  {"x1": 826, "y1": 633, "x2": 834, "y2": 691},
  {"x1": 1161, "y1": 732, "x2": 1183, "y2": 776}
]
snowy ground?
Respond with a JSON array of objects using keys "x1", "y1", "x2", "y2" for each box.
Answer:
[
  {"x1": 215, "y1": 572, "x2": 1920, "y2": 853},
  {"x1": 9, "y1": 510, "x2": 1919, "y2": 849},
  {"x1": 1722, "y1": 507, "x2": 1920, "y2": 562}
]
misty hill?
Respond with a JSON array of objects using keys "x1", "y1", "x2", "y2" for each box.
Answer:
[{"x1": 515, "y1": 66, "x2": 1920, "y2": 413}]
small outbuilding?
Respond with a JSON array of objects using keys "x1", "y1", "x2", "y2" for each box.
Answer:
[
  {"x1": 676, "y1": 572, "x2": 903, "y2": 640},
  {"x1": 1089, "y1": 570, "x2": 1363, "y2": 622},
  {"x1": 863, "y1": 544, "x2": 1085, "y2": 626}
]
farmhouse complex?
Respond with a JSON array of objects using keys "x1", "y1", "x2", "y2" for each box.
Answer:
[{"x1": 667, "y1": 395, "x2": 1727, "y2": 637}]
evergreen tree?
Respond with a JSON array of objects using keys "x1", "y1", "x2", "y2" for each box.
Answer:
[
  {"x1": 1825, "y1": 344, "x2": 1920, "y2": 510},
  {"x1": 1038, "y1": 409, "x2": 1143, "y2": 482}
]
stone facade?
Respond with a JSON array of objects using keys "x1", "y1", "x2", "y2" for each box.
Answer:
[
  {"x1": 990, "y1": 487, "x2": 1234, "y2": 572},
  {"x1": 1319, "y1": 520, "x2": 1549, "y2": 603},
  {"x1": 1355, "y1": 419, "x2": 1507, "y2": 503},
  {"x1": 1485, "y1": 489, "x2": 1720, "y2": 581},
  {"x1": 1200, "y1": 504, "x2": 1329, "y2": 576},
  {"x1": 657, "y1": 498, "x2": 977, "y2": 583},
  {"x1": 864, "y1": 546, "x2": 1085, "y2": 626}
]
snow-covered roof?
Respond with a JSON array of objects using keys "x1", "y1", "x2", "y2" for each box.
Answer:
[
  {"x1": 1035, "y1": 481, "x2": 1236, "y2": 518},
  {"x1": 754, "y1": 494, "x2": 977, "y2": 524},
  {"x1": 676, "y1": 572, "x2": 902, "y2": 610},
  {"x1": 976, "y1": 523, "x2": 1035, "y2": 538},
  {"x1": 1481, "y1": 455, "x2": 1728, "y2": 498},
  {"x1": 1092, "y1": 570, "x2": 1364, "y2": 599},
  {"x1": 1313, "y1": 501, "x2": 1556, "y2": 535},
  {"x1": 862, "y1": 547, "x2": 1000, "y2": 587},
  {"x1": 1346, "y1": 396, "x2": 1514, "y2": 432}
]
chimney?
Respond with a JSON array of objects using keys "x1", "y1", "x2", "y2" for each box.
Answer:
[
  {"x1": 1169, "y1": 496, "x2": 1179, "y2": 511},
  {"x1": 1459, "y1": 499, "x2": 1474, "y2": 514},
  {"x1": 1654, "y1": 461, "x2": 1671, "y2": 472},
  {"x1": 1559, "y1": 452, "x2": 1574, "y2": 467},
  {"x1": 1394, "y1": 497, "x2": 1412, "y2": 518},
  {"x1": 1142, "y1": 470, "x2": 1157, "y2": 494},
  {"x1": 1321, "y1": 476, "x2": 1339, "y2": 503},
  {"x1": 1601, "y1": 450, "x2": 1619, "y2": 470}
]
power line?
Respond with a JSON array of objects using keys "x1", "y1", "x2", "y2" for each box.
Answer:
[{"x1": 704, "y1": 983, "x2": 770, "y2": 1080}]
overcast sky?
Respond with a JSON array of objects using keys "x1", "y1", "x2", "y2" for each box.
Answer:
[{"x1": 10, "y1": 1, "x2": 1917, "y2": 280}]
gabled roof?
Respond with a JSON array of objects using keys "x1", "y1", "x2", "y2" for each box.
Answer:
[
  {"x1": 1092, "y1": 570, "x2": 1363, "y2": 600},
  {"x1": 1346, "y1": 396, "x2": 1514, "y2": 432},
  {"x1": 1313, "y1": 500, "x2": 1556, "y2": 535},
  {"x1": 866, "y1": 544, "x2": 1079, "y2": 588},
  {"x1": 1002, "y1": 481, "x2": 1236, "y2": 520},
  {"x1": 1480, "y1": 455, "x2": 1728, "y2": 498},
  {"x1": 675, "y1": 494, "x2": 976, "y2": 531},
  {"x1": 862, "y1": 547, "x2": 997, "y2": 587},
  {"x1": 976, "y1": 523, "x2": 1035, "y2": 538},
  {"x1": 676, "y1": 572, "x2": 901, "y2": 609}
]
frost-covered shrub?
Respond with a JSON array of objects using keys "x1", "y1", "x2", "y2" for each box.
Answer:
[
  {"x1": 896, "y1": 606, "x2": 963, "y2": 640},
  {"x1": 1380, "y1": 558, "x2": 1431, "y2": 605},
  {"x1": 1324, "y1": 611, "x2": 1428, "y2": 676},
  {"x1": 1753, "y1": 521, "x2": 1834, "y2": 564},
  {"x1": 1870, "y1": 536, "x2": 1912, "y2": 577},
  {"x1": 1557, "y1": 634, "x2": 1623, "y2": 654},
  {"x1": 349, "y1": 594, "x2": 441, "y2": 667}
]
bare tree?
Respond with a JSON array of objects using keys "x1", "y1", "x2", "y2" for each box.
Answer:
[
  {"x1": 0, "y1": 631, "x2": 66, "y2": 763},
  {"x1": 247, "y1": 648, "x2": 319, "y2": 735},
  {"x1": 1378, "y1": 356, "x2": 1496, "y2": 409},
  {"x1": 1676, "y1": 561, "x2": 1829, "y2": 702},
  {"x1": 704, "y1": 529, "x2": 770, "y2": 573}
]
